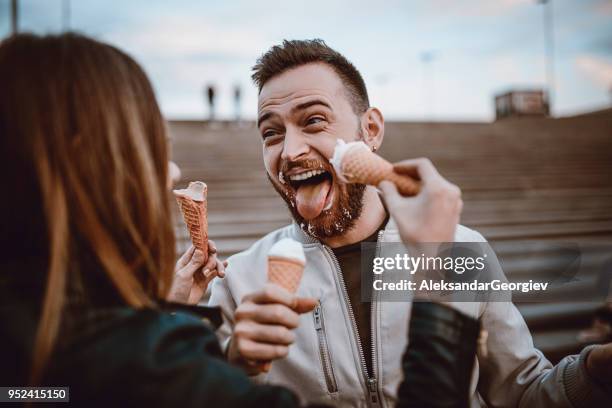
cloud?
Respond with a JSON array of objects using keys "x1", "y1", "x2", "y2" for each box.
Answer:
[
  {"x1": 105, "y1": 14, "x2": 270, "y2": 60},
  {"x1": 575, "y1": 55, "x2": 612, "y2": 87},
  {"x1": 9, "y1": 0, "x2": 602, "y2": 120},
  {"x1": 422, "y1": 0, "x2": 533, "y2": 18}
]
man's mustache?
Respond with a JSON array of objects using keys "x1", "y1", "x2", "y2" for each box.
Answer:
[{"x1": 279, "y1": 158, "x2": 330, "y2": 178}]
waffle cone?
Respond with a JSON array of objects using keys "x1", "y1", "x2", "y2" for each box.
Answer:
[
  {"x1": 342, "y1": 146, "x2": 420, "y2": 196},
  {"x1": 267, "y1": 256, "x2": 305, "y2": 293},
  {"x1": 174, "y1": 186, "x2": 208, "y2": 257},
  {"x1": 262, "y1": 255, "x2": 305, "y2": 372}
]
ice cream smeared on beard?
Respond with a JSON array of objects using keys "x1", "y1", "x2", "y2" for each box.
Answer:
[{"x1": 272, "y1": 156, "x2": 366, "y2": 239}]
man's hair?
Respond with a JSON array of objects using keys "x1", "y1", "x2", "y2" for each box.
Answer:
[{"x1": 252, "y1": 39, "x2": 369, "y2": 114}]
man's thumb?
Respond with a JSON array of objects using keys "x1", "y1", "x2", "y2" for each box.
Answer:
[{"x1": 294, "y1": 297, "x2": 318, "y2": 313}]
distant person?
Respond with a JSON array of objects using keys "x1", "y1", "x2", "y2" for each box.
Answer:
[
  {"x1": 0, "y1": 33, "x2": 481, "y2": 407},
  {"x1": 234, "y1": 84, "x2": 242, "y2": 122},
  {"x1": 206, "y1": 84, "x2": 216, "y2": 121}
]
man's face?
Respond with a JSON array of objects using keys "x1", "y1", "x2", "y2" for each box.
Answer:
[{"x1": 257, "y1": 63, "x2": 366, "y2": 239}]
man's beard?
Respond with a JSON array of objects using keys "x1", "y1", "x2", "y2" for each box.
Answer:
[{"x1": 267, "y1": 165, "x2": 366, "y2": 240}]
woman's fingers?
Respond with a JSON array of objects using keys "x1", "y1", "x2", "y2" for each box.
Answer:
[
  {"x1": 208, "y1": 239, "x2": 218, "y2": 254},
  {"x1": 393, "y1": 158, "x2": 440, "y2": 182},
  {"x1": 216, "y1": 258, "x2": 226, "y2": 278},
  {"x1": 175, "y1": 245, "x2": 196, "y2": 270},
  {"x1": 202, "y1": 252, "x2": 217, "y2": 272},
  {"x1": 177, "y1": 249, "x2": 206, "y2": 279},
  {"x1": 392, "y1": 162, "x2": 420, "y2": 180},
  {"x1": 200, "y1": 253, "x2": 226, "y2": 279},
  {"x1": 378, "y1": 180, "x2": 408, "y2": 213}
]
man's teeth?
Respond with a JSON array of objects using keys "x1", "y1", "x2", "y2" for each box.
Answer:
[{"x1": 289, "y1": 169, "x2": 326, "y2": 182}]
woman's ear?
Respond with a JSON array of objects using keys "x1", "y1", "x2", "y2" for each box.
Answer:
[{"x1": 360, "y1": 107, "x2": 384, "y2": 152}]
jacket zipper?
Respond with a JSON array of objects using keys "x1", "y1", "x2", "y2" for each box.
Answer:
[
  {"x1": 321, "y1": 229, "x2": 384, "y2": 407},
  {"x1": 313, "y1": 302, "x2": 339, "y2": 393},
  {"x1": 370, "y1": 230, "x2": 384, "y2": 406}
]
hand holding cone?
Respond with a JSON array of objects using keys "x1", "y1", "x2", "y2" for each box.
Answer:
[
  {"x1": 263, "y1": 238, "x2": 306, "y2": 371},
  {"x1": 173, "y1": 181, "x2": 209, "y2": 262},
  {"x1": 330, "y1": 140, "x2": 420, "y2": 196}
]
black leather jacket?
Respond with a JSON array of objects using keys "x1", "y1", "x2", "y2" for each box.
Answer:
[{"x1": 399, "y1": 302, "x2": 480, "y2": 408}]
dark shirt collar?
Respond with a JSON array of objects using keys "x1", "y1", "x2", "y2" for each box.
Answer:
[{"x1": 332, "y1": 210, "x2": 390, "y2": 255}]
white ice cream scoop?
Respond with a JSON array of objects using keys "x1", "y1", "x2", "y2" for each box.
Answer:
[
  {"x1": 329, "y1": 139, "x2": 370, "y2": 183},
  {"x1": 268, "y1": 238, "x2": 306, "y2": 264},
  {"x1": 173, "y1": 181, "x2": 207, "y2": 202},
  {"x1": 329, "y1": 139, "x2": 421, "y2": 196}
]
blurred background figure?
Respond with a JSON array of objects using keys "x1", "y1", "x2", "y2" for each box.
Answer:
[
  {"x1": 233, "y1": 83, "x2": 242, "y2": 123},
  {"x1": 205, "y1": 84, "x2": 216, "y2": 122}
]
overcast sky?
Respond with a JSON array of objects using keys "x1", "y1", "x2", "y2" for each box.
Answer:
[{"x1": 1, "y1": 0, "x2": 611, "y2": 121}]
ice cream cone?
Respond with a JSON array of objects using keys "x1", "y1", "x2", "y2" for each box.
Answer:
[
  {"x1": 173, "y1": 181, "x2": 208, "y2": 259},
  {"x1": 262, "y1": 239, "x2": 306, "y2": 372},
  {"x1": 267, "y1": 256, "x2": 305, "y2": 293},
  {"x1": 330, "y1": 140, "x2": 420, "y2": 196}
]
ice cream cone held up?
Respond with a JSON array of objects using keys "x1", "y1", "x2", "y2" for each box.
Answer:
[
  {"x1": 267, "y1": 238, "x2": 305, "y2": 294},
  {"x1": 262, "y1": 238, "x2": 306, "y2": 371},
  {"x1": 173, "y1": 181, "x2": 209, "y2": 262},
  {"x1": 330, "y1": 140, "x2": 420, "y2": 196}
]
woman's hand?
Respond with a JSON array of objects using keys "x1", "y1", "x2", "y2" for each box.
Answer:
[
  {"x1": 378, "y1": 158, "x2": 463, "y2": 245},
  {"x1": 379, "y1": 158, "x2": 477, "y2": 306},
  {"x1": 167, "y1": 239, "x2": 227, "y2": 305}
]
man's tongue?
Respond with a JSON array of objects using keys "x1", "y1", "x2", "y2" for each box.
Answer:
[{"x1": 295, "y1": 178, "x2": 331, "y2": 220}]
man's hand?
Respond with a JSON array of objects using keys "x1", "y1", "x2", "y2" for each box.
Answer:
[
  {"x1": 586, "y1": 342, "x2": 612, "y2": 381},
  {"x1": 167, "y1": 240, "x2": 227, "y2": 305},
  {"x1": 228, "y1": 283, "x2": 318, "y2": 375},
  {"x1": 378, "y1": 158, "x2": 463, "y2": 244}
]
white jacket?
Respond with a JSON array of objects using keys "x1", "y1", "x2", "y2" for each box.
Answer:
[{"x1": 209, "y1": 219, "x2": 603, "y2": 407}]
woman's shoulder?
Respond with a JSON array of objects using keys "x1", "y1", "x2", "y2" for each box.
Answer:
[
  {"x1": 48, "y1": 307, "x2": 298, "y2": 407},
  {"x1": 48, "y1": 308, "x2": 219, "y2": 400},
  {"x1": 56, "y1": 307, "x2": 222, "y2": 366}
]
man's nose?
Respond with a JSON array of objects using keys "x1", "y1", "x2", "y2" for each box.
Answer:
[{"x1": 281, "y1": 128, "x2": 309, "y2": 162}]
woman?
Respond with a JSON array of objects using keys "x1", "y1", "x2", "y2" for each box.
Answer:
[{"x1": 0, "y1": 33, "x2": 479, "y2": 407}]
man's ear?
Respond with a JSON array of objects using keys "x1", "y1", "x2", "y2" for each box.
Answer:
[{"x1": 360, "y1": 107, "x2": 384, "y2": 152}]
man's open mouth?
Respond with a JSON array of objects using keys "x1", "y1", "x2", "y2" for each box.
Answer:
[{"x1": 287, "y1": 169, "x2": 334, "y2": 220}]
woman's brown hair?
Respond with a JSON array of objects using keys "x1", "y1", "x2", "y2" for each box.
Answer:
[{"x1": 0, "y1": 33, "x2": 175, "y2": 383}]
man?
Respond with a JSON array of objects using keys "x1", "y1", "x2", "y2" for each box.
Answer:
[{"x1": 209, "y1": 39, "x2": 611, "y2": 407}]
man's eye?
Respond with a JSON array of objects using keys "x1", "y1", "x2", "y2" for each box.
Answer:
[
  {"x1": 263, "y1": 130, "x2": 277, "y2": 139},
  {"x1": 305, "y1": 117, "x2": 325, "y2": 126},
  {"x1": 262, "y1": 130, "x2": 283, "y2": 147}
]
